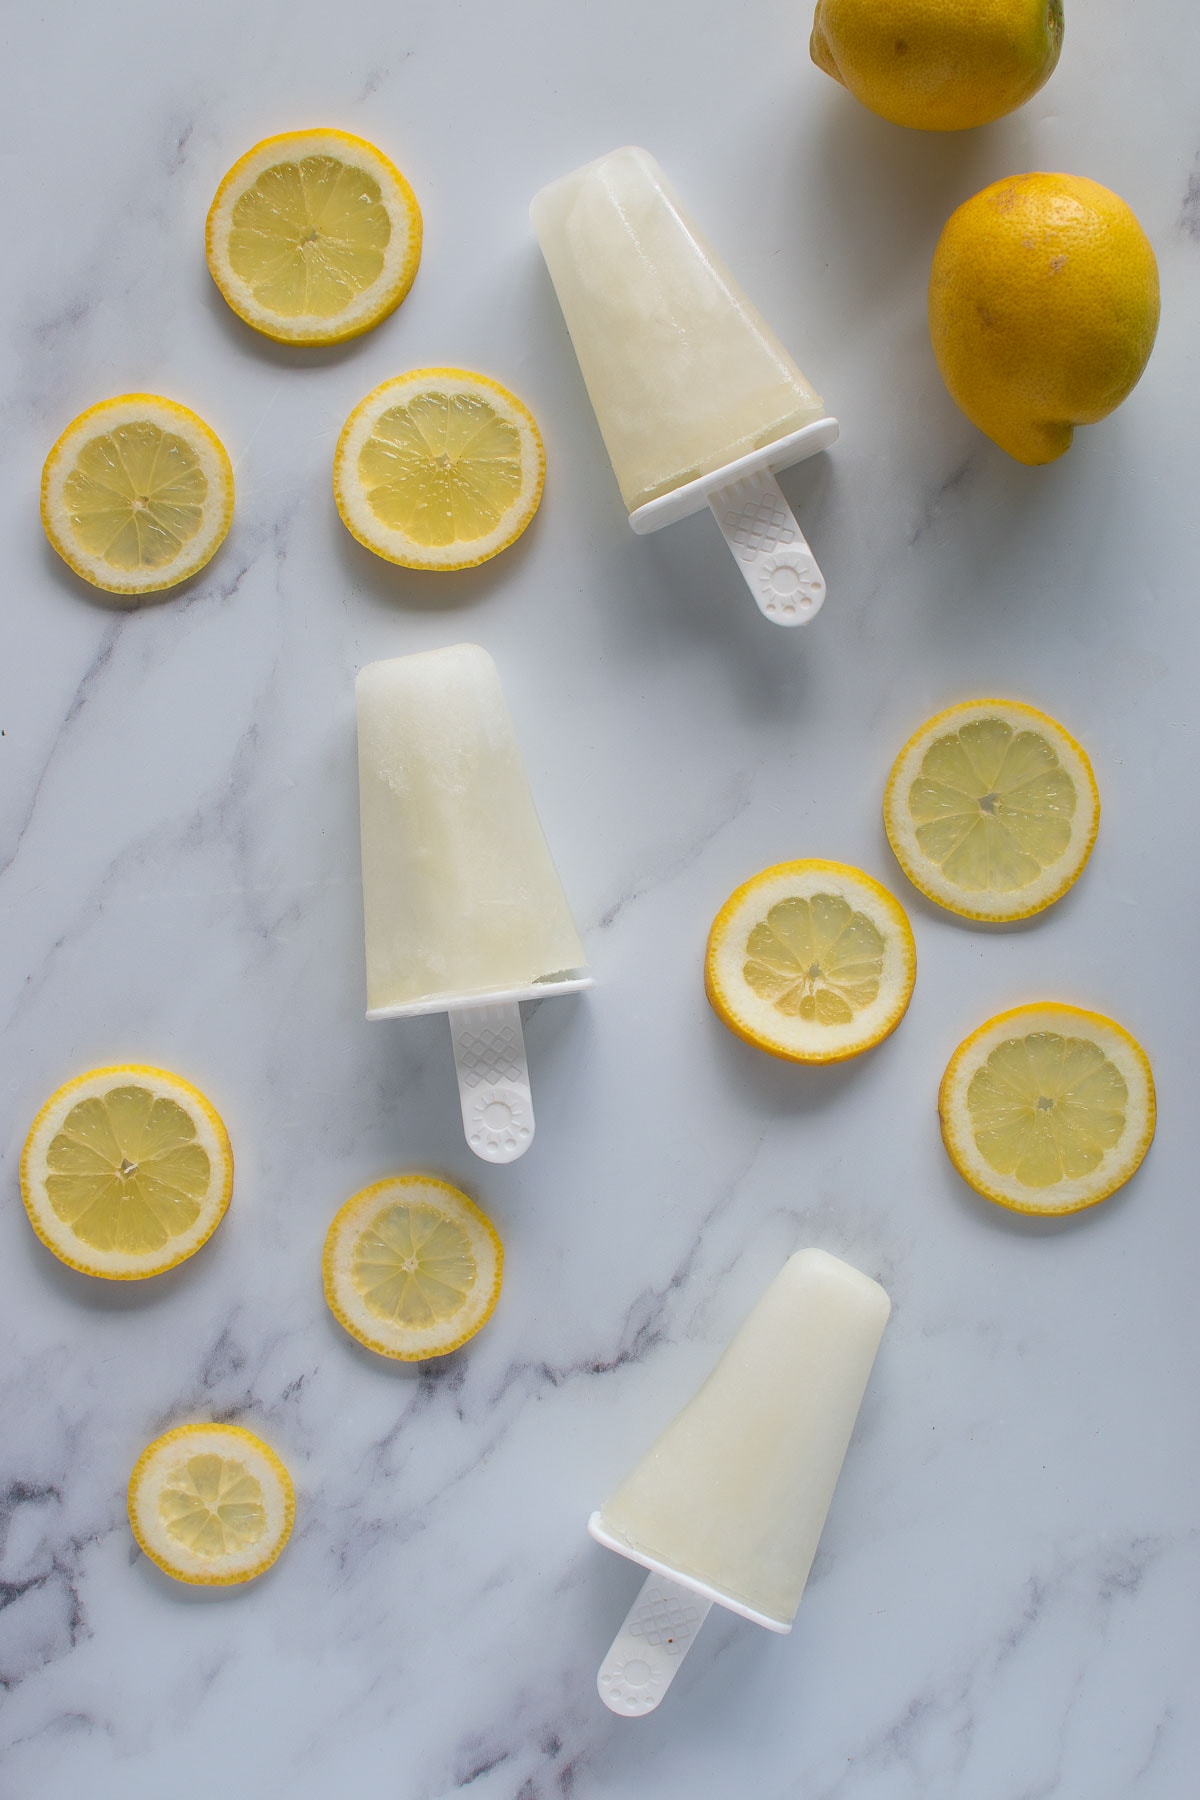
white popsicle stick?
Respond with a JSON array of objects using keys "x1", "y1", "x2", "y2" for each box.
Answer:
[
  {"x1": 597, "y1": 1571, "x2": 714, "y2": 1717},
  {"x1": 707, "y1": 470, "x2": 825, "y2": 627},
  {"x1": 628, "y1": 415, "x2": 838, "y2": 630},
  {"x1": 448, "y1": 1001, "x2": 535, "y2": 1164}
]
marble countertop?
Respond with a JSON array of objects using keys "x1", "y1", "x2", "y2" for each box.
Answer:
[{"x1": 2, "y1": 2, "x2": 1197, "y2": 1795}]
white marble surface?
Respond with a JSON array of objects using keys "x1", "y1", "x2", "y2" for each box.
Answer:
[{"x1": 2, "y1": 2, "x2": 1198, "y2": 1795}]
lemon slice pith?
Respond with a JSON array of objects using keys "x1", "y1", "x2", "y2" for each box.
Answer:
[
  {"x1": 334, "y1": 368, "x2": 545, "y2": 571},
  {"x1": 705, "y1": 860, "x2": 917, "y2": 1063},
  {"x1": 206, "y1": 128, "x2": 422, "y2": 345},
  {"x1": 20, "y1": 1065, "x2": 233, "y2": 1279},
  {"x1": 323, "y1": 1174, "x2": 504, "y2": 1359},
  {"x1": 129, "y1": 1424, "x2": 294, "y2": 1585},
  {"x1": 939, "y1": 1003, "x2": 1155, "y2": 1214},
  {"x1": 41, "y1": 395, "x2": 234, "y2": 595},
  {"x1": 884, "y1": 699, "x2": 1099, "y2": 921}
]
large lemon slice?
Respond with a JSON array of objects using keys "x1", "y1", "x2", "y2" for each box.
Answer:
[
  {"x1": 41, "y1": 395, "x2": 234, "y2": 595},
  {"x1": 939, "y1": 1003, "x2": 1155, "y2": 1214},
  {"x1": 206, "y1": 128, "x2": 422, "y2": 345},
  {"x1": 20, "y1": 1065, "x2": 233, "y2": 1279},
  {"x1": 323, "y1": 1175, "x2": 503, "y2": 1360},
  {"x1": 705, "y1": 860, "x2": 917, "y2": 1064},
  {"x1": 333, "y1": 368, "x2": 545, "y2": 570},
  {"x1": 885, "y1": 700, "x2": 1099, "y2": 921},
  {"x1": 129, "y1": 1423, "x2": 294, "y2": 1586}
]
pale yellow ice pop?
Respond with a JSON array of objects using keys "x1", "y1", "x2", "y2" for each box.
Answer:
[
  {"x1": 532, "y1": 146, "x2": 827, "y2": 512},
  {"x1": 591, "y1": 1249, "x2": 889, "y2": 1713}
]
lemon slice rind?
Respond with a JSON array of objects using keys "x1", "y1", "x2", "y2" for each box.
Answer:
[
  {"x1": 41, "y1": 395, "x2": 234, "y2": 596},
  {"x1": 939, "y1": 1002, "x2": 1155, "y2": 1215},
  {"x1": 333, "y1": 368, "x2": 545, "y2": 571},
  {"x1": 128, "y1": 1423, "x2": 294, "y2": 1586},
  {"x1": 206, "y1": 128, "x2": 422, "y2": 346},
  {"x1": 323, "y1": 1174, "x2": 503, "y2": 1360},
  {"x1": 884, "y1": 699, "x2": 1099, "y2": 922},
  {"x1": 19, "y1": 1064, "x2": 233, "y2": 1280},
  {"x1": 705, "y1": 859, "x2": 917, "y2": 1064}
]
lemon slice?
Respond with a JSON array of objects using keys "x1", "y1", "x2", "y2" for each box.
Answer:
[
  {"x1": 206, "y1": 128, "x2": 422, "y2": 345},
  {"x1": 333, "y1": 368, "x2": 545, "y2": 570},
  {"x1": 705, "y1": 860, "x2": 917, "y2": 1064},
  {"x1": 129, "y1": 1423, "x2": 294, "y2": 1585},
  {"x1": 20, "y1": 1065, "x2": 233, "y2": 1279},
  {"x1": 323, "y1": 1174, "x2": 503, "y2": 1360},
  {"x1": 41, "y1": 395, "x2": 234, "y2": 595},
  {"x1": 939, "y1": 1003, "x2": 1155, "y2": 1214},
  {"x1": 884, "y1": 700, "x2": 1099, "y2": 921}
]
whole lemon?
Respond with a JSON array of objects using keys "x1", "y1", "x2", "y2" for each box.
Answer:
[
  {"x1": 928, "y1": 174, "x2": 1159, "y2": 465},
  {"x1": 810, "y1": 0, "x2": 1063, "y2": 131}
]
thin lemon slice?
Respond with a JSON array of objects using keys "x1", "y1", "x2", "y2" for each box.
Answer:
[
  {"x1": 939, "y1": 1003, "x2": 1155, "y2": 1214},
  {"x1": 129, "y1": 1424, "x2": 294, "y2": 1586},
  {"x1": 20, "y1": 1065, "x2": 233, "y2": 1279},
  {"x1": 884, "y1": 699, "x2": 1099, "y2": 921},
  {"x1": 334, "y1": 368, "x2": 545, "y2": 570},
  {"x1": 323, "y1": 1174, "x2": 503, "y2": 1360},
  {"x1": 41, "y1": 395, "x2": 233, "y2": 595},
  {"x1": 206, "y1": 128, "x2": 421, "y2": 345},
  {"x1": 705, "y1": 860, "x2": 917, "y2": 1064}
]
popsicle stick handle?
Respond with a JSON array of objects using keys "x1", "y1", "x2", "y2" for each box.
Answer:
[
  {"x1": 707, "y1": 468, "x2": 826, "y2": 627},
  {"x1": 448, "y1": 1001, "x2": 535, "y2": 1164},
  {"x1": 597, "y1": 1572, "x2": 713, "y2": 1717}
]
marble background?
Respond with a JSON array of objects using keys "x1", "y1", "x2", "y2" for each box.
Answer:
[{"x1": 2, "y1": 1, "x2": 1198, "y2": 1795}]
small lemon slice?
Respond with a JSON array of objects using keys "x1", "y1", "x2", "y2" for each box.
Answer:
[
  {"x1": 323, "y1": 1174, "x2": 503, "y2": 1360},
  {"x1": 884, "y1": 699, "x2": 1099, "y2": 921},
  {"x1": 939, "y1": 1003, "x2": 1155, "y2": 1214},
  {"x1": 206, "y1": 128, "x2": 422, "y2": 345},
  {"x1": 333, "y1": 368, "x2": 545, "y2": 571},
  {"x1": 705, "y1": 860, "x2": 917, "y2": 1064},
  {"x1": 20, "y1": 1065, "x2": 233, "y2": 1279},
  {"x1": 129, "y1": 1423, "x2": 294, "y2": 1586},
  {"x1": 41, "y1": 395, "x2": 234, "y2": 595}
]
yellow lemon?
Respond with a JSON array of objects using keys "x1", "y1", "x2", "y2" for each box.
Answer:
[
  {"x1": 940, "y1": 1003, "x2": 1155, "y2": 1214},
  {"x1": 884, "y1": 699, "x2": 1099, "y2": 920},
  {"x1": 334, "y1": 369, "x2": 545, "y2": 571},
  {"x1": 810, "y1": 0, "x2": 1063, "y2": 130},
  {"x1": 41, "y1": 395, "x2": 233, "y2": 595},
  {"x1": 928, "y1": 174, "x2": 1160, "y2": 464},
  {"x1": 206, "y1": 129, "x2": 421, "y2": 345},
  {"x1": 129, "y1": 1424, "x2": 294, "y2": 1585},
  {"x1": 323, "y1": 1175, "x2": 503, "y2": 1360},
  {"x1": 705, "y1": 860, "x2": 916, "y2": 1064},
  {"x1": 20, "y1": 1065, "x2": 233, "y2": 1280}
]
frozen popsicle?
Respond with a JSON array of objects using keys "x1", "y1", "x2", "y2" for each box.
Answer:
[
  {"x1": 356, "y1": 644, "x2": 590, "y2": 1161},
  {"x1": 532, "y1": 148, "x2": 839, "y2": 627},
  {"x1": 590, "y1": 1249, "x2": 889, "y2": 1715}
]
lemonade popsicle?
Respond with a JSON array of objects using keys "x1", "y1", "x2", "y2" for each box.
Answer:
[
  {"x1": 356, "y1": 644, "x2": 589, "y2": 1161},
  {"x1": 531, "y1": 147, "x2": 839, "y2": 626},
  {"x1": 590, "y1": 1249, "x2": 889, "y2": 1715}
]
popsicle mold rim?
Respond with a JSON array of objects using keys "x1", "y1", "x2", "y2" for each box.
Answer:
[
  {"x1": 365, "y1": 972, "x2": 593, "y2": 1021},
  {"x1": 588, "y1": 1511, "x2": 792, "y2": 1634},
  {"x1": 628, "y1": 416, "x2": 839, "y2": 535}
]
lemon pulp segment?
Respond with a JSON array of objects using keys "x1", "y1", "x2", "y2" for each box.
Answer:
[
  {"x1": 885, "y1": 700, "x2": 1098, "y2": 920},
  {"x1": 41, "y1": 396, "x2": 234, "y2": 595},
  {"x1": 358, "y1": 391, "x2": 524, "y2": 546},
  {"x1": 334, "y1": 370, "x2": 545, "y2": 570},
  {"x1": 940, "y1": 1004, "x2": 1155, "y2": 1213},
  {"x1": 324, "y1": 1175, "x2": 503, "y2": 1359},
  {"x1": 160, "y1": 1453, "x2": 267, "y2": 1557},
  {"x1": 706, "y1": 861, "x2": 916, "y2": 1063},
  {"x1": 227, "y1": 155, "x2": 390, "y2": 319},
  {"x1": 20, "y1": 1065, "x2": 232, "y2": 1278},
  {"x1": 129, "y1": 1424, "x2": 294, "y2": 1585},
  {"x1": 206, "y1": 129, "x2": 422, "y2": 345}
]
